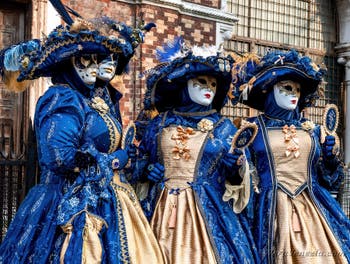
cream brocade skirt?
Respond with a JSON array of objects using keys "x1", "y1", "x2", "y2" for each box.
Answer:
[
  {"x1": 60, "y1": 173, "x2": 164, "y2": 264},
  {"x1": 268, "y1": 129, "x2": 347, "y2": 264},
  {"x1": 151, "y1": 126, "x2": 217, "y2": 263},
  {"x1": 111, "y1": 174, "x2": 164, "y2": 264},
  {"x1": 151, "y1": 188, "x2": 217, "y2": 264},
  {"x1": 275, "y1": 190, "x2": 348, "y2": 264}
]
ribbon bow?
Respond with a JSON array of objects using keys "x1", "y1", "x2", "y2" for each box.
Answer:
[
  {"x1": 171, "y1": 125, "x2": 195, "y2": 160},
  {"x1": 274, "y1": 55, "x2": 285, "y2": 65}
]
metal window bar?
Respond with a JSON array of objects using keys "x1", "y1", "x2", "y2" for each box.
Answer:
[
  {"x1": 0, "y1": 121, "x2": 24, "y2": 240},
  {"x1": 338, "y1": 167, "x2": 350, "y2": 218},
  {"x1": 0, "y1": 119, "x2": 38, "y2": 242}
]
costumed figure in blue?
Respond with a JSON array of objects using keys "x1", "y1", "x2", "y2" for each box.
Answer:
[
  {"x1": 0, "y1": 4, "x2": 163, "y2": 263},
  {"x1": 233, "y1": 50, "x2": 350, "y2": 263},
  {"x1": 132, "y1": 39, "x2": 259, "y2": 263}
]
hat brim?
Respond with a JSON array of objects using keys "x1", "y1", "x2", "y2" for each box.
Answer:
[
  {"x1": 242, "y1": 65, "x2": 320, "y2": 111},
  {"x1": 18, "y1": 29, "x2": 134, "y2": 81}
]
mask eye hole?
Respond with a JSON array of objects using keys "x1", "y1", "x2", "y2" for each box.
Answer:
[
  {"x1": 81, "y1": 55, "x2": 91, "y2": 60},
  {"x1": 198, "y1": 78, "x2": 207, "y2": 85},
  {"x1": 91, "y1": 54, "x2": 98, "y2": 64},
  {"x1": 80, "y1": 56, "x2": 91, "y2": 68},
  {"x1": 211, "y1": 82, "x2": 216, "y2": 88},
  {"x1": 78, "y1": 54, "x2": 98, "y2": 69},
  {"x1": 284, "y1": 85, "x2": 293, "y2": 92}
]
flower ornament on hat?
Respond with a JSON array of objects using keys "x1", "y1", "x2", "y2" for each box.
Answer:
[
  {"x1": 143, "y1": 37, "x2": 235, "y2": 113},
  {"x1": 0, "y1": 0, "x2": 155, "y2": 91},
  {"x1": 232, "y1": 49, "x2": 326, "y2": 111},
  {"x1": 0, "y1": 39, "x2": 41, "y2": 92}
]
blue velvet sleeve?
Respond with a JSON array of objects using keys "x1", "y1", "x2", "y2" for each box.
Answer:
[
  {"x1": 36, "y1": 85, "x2": 129, "y2": 176},
  {"x1": 35, "y1": 86, "x2": 85, "y2": 174},
  {"x1": 216, "y1": 119, "x2": 249, "y2": 184},
  {"x1": 131, "y1": 115, "x2": 163, "y2": 183}
]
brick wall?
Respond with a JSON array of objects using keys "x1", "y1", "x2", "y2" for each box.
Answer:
[
  {"x1": 62, "y1": 0, "x2": 217, "y2": 125},
  {"x1": 184, "y1": 0, "x2": 220, "y2": 9}
]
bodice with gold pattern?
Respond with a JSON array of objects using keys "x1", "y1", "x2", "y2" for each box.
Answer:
[
  {"x1": 160, "y1": 125, "x2": 208, "y2": 190},
  {"x1": 268, "y1": 127, "x2": 311, "y2": 196}
]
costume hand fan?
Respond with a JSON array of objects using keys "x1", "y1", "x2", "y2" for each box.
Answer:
[
  {"x1": 230, "y1": 120, "x2": 258, "y2": 151},
  {"x1": 122, "y1": 122, "x2": 136, "y2": 149},
  {"x1": 321, "y1": 104, "x2": 340, "y2": 154},
  {"x1": 323, "y1": 104, "x2": 339, "y2": 135}
]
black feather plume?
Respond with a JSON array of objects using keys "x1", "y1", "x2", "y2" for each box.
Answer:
[
  {"x1": 64, "y1": 5, "x2": 83, "y2": 19},
  {"x1": 143, "y1": 22, "x2": 156, "y2": 32},
  {"x1": 49, "y1": 0, "x2": 74, "y2": 25}
]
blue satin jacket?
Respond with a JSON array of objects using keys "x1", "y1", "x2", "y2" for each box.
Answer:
[{"x1": 0, "y1": 83, "x2": 128, "y2": 263}]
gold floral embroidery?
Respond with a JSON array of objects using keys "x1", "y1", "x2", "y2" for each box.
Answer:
[
  {"x1": 197, "y1": 118, "x2": 214, "y2": 132},
  {"x1": 171, "y1": 126, "x2": 195, "y2": 160},
  {"x1": 282, "y1": 124, "x2": 300, "y2": 158},
  {"x1": 301, "y1": 120, "x2": 315, "y2": 131},
  {"x1": 91, "y1": 97, "x2": 109, "y2": 114}
]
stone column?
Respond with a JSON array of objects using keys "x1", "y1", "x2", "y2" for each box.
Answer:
[
  {"x1": 28, "y1": 0, "x2": 48, "y2": 122},
  {"x1": 335, "y1": 0, "x2": 350, "y2": 165}
]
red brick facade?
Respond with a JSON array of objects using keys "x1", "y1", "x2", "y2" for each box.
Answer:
[
  {"x1": 63, "y1": 0, "x2": 219, "y2": 125},
  {"x1": 184, "y1": 0, "x2": 220, "y2": 9}
]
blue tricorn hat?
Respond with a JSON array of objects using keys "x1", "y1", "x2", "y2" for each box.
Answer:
[
  {"x1": 144, "y1": 38, "x2": 234, "y2": 113},
  {"x1": 17, "y1": 17, "x2": 155, "y2": 81},
  {"x1": 232, "y1": 49, "x2": 326, "y2": 111},
  {"x1": 0, "y1": 12, "x2": 155, "y2": 91}
]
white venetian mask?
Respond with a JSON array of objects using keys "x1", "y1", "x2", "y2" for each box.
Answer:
[
  {"x1": 273, "y1": 80, "x2": 301, "y2": 110},
  {"x1": 97, "y1": 56, "x2": 118, "y2": 82},
  {"x1": 72, "y1": 54, "x2": 98, "y2": 85},
  {"x1": 187, "y1": 75, "x2": 217, "y2": 106}
]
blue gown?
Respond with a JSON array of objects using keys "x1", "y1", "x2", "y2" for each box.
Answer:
[
  {"x1": 0, "y1": 72, "x2": 163, "y2": 263},
  {"x1": 133, "y1": 109, "x2": 259, "y2": 264},
  {"x1": 247, "y1": 114, "x2": 350, "y2": 264}
]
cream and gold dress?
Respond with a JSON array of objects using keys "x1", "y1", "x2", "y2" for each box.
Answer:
[
  {"x1": 269, "y1": 128, "x2": 347, "y2": 264},
  {"x1": 136, "y1": 111, "x2": 258, "y2": 264},
  {"x1": 248, "y1": 115, "x2": 350, "y2": 264},
  {"x1": 151, "y1": 125, "x2": 217, "y2": 263}
]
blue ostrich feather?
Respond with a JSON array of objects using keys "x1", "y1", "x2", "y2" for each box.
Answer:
[
  {"x1": 156, "y1": 37, "x2": 184, "y2": 63},
  {"x1": 0, "y1": 39, "x2": 40, "y2": 74}
]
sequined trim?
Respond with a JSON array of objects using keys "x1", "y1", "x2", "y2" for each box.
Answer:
[
  {"x1": 111, "y1": 182, "x2": 131, "y2": 264},
  {"x1": 257, "y1": 115, "x2": 278, "y2": 264},
  {"x1": 103, "y1": 113, "x2": 121, "y2": 153},
  {"x1": 111, "y1": 181, "x2": 137, "y2": 205}
]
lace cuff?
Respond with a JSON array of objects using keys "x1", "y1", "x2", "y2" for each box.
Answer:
[{"x1": 223, "y1": 159, "x2": 250, "y2": 213}]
